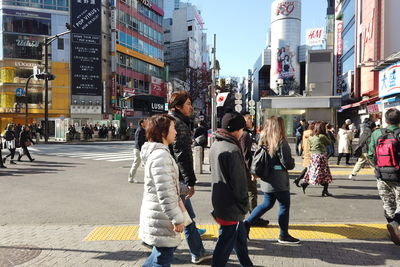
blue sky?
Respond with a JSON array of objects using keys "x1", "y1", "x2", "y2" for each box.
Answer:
[{"x1": 186, "y1": 0, "x2": 328, "y2": 78}]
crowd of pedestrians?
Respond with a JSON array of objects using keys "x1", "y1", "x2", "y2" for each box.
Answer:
[
  {"x1": 128, "y1": 96, "x2": 400, "y2": 266},
  {"x1": 1, "y1": 123, "x2": 36, "y2": 168}
]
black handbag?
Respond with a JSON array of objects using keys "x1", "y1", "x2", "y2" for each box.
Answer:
[{"x1": 250, "y1": 146, "x2": 271, "y2": 182}]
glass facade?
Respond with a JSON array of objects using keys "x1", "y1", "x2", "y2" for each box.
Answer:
[
  {"x1": 2, "y1": 0, "x2": 69, "y2": 11},
  {"x1": 340, "y1": 0, "x2": 355, "y2": 79}
]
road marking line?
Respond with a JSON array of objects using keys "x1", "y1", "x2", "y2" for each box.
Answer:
[{"x1": 84, "y1": 223, "x2": 388, "y2": 241}]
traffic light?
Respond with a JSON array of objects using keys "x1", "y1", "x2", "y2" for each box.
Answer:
[{"x1": 35, "y1": 72, "x2": 56, "y2": 80}]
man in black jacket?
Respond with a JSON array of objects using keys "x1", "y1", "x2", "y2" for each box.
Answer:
[
  {"x1": 169, "y1": 91, "x2": 212, "y2": 264},
  {"x1": 210, "y1": 112, "x2": 253, "y2": 267},
  {"x1": 128, "y1": 119, "x2": 147, "y2": 183},
  {"x1": 239, "y1": 112, "x2": 269, "y2": 226},
  {"x1": 349, "y1": 119, "x2": 376, "y2": 179}
]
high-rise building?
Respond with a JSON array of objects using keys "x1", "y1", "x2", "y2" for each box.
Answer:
[
  {"x1": 0, "y1": 1, "x2": 70, "y2": 132},
  {"x1": 107, "y1": 0, "x2": 167, "y2": 127},
  {"x1": 163, "y1": 2, "x2": 210, "y2": 120}
]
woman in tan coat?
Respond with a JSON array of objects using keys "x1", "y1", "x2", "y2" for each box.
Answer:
[{"x1": 294, "y1": 122, "x2": 315, "y2": 187}]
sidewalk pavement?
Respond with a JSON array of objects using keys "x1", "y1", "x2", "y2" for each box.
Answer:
[{"x1": 1, "y1": 224, "x2": 400, "y2": 267}]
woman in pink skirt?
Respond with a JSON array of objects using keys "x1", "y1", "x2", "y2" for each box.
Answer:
[{"x1": 300, "y1": 121, "x2": 333, "y2": 197}]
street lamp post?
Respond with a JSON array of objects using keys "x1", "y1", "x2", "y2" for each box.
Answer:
[{"x1": 42, "y1": 29, "x2": 70, "y2": 143}]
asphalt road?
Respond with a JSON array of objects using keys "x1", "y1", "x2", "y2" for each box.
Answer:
[{"x1": 0, "y1": 142, "x2": 384, "y2": 226}]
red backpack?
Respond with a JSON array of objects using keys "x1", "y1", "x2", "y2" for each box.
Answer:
[{"x1": 375, "y1": 128, "x2": 400, "y2": 181}]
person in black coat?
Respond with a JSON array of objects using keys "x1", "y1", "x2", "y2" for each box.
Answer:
[
  {"x1": 3, "y1": 124, "x2": 17, "y2": 165},
  {"x1": 0, "y1": 133, "x2": 6, "y2": 168},
  {"x1": 18, "y1": 125, "x2": 35, "y2": 162}
]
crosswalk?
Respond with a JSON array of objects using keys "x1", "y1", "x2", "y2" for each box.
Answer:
[{"x1": 34, "y1": 150, "x2": 135, "y2": 162}]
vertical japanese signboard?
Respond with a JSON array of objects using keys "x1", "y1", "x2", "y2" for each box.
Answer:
[{"x1": 70, "y1": 0, "x2": 102, "y2": 96}]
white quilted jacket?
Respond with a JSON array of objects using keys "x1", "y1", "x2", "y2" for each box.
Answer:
[{"x1": 139, "y1": 142, "x2": 184, "y2": 247}]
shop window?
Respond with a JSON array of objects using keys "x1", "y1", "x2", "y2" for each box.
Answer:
[{"x1": 57, "y1": 38, "x2": 64, "y2": 50}]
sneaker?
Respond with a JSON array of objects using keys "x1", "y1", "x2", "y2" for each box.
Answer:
[
  {"x1": 197, "y1": 228, "x2": 206, "y2": 236},
  {"x1": 348, "y1": 174, "x2": 355, "y2": 180},
  {"x1": 191, "y1": 250, "x2": 213, "y2": 264},
  {"x1": 278, "y1": 235, "x2": 300, "y2": 244},
  {"x1": 30, "y1": 159, "x2": 35, "y2": 162},
  {"x1": 0, "y1": 165, "x2": 6, "y2": 169},
  {"x1": 252, "y1": 218, "x2": 270, "y2": 227},
  {"x1": 387, "y1": 221, "x2": 400, "y2": 245},
  {"x1": 10, "y1": 161, "x2": 17, "y2": 165},
  {"x1": 128, "y1": 178, "x2": 138, "y2": 183}
]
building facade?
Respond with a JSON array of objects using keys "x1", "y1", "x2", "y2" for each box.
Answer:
[
  {"x1": 110, "y1": 0, "x2": 166, "y2": 128},
  {"x1": 0, "y1": 1, "x2": 70, "y2": 133}
]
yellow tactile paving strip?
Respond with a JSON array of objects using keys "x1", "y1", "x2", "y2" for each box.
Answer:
[
  {"x1": 289, "y1": 168, "x2": 374, "y2": 176},
  {"x1": 84, "y1": 223, "x2": 387, "y2": 241}
]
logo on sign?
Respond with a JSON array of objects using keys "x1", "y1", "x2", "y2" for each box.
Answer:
[
  {"x1": 306, "y1": 28, "x2": 324, "y2": 46},
  {"x1": 276, "y1": 2, "x2": 295, "y2": 16},
  {"x1": 139, "y1": 0, "x2": 152, "y2": 8}
]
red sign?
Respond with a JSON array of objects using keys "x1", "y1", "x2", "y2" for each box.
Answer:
[
  {"x1": 150, "y1": 76, "x2": 166, "y2": 97},
  {"x1": 336, "y1": 21, "x2": 343, "y2": 95},
  {"x1": 276, "y1": 2, "x2": 295, "y2": 16},
  {"x1": 123, "y1": 87, "x2": 135, "y2": 95},
  {"x1": 367, "y1": 104, "x2": 379, "y2": 113},
  {"x1": 111, "y1": 75, "x2": 116, "y2": 97}
]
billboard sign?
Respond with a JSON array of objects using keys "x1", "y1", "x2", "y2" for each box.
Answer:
[
  {"x1": 379, "y1": 62, "x2": 400, "y2": 98},
  {"x1": 306, "y1": 28, "x2": 325, "y2": 46},
  {"x1": 70, "y1": 0, "x2": 102, "y2": 96}
]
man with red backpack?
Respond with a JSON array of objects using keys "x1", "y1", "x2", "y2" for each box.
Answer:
[{"x1": 369, "y1": 108, "x2": 400, "y2": 245}]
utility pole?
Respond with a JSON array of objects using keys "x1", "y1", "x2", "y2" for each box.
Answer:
[
  {"x1": 44, "y1": 37, "x2": 49, "y2": 143},
  {"x1": 211, "y1": 34, "x2": 217, "y2": 144},
  {"x1": 25, "y1": 74, "x2": 35, "y2": 125}
]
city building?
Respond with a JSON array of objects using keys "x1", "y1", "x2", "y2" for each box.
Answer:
[
  {"x1": 0, "y1": 1, "x2": 70, "y2": 133},
  {"x1": 251, "y1": 0, "x2": 340, "y2": 136},
  {"x1": 110, "y1": 0, "x2": 167, "y2": 129},
  {"x1": 163, "y1": 2, "x2": 210, "y2": 121}
]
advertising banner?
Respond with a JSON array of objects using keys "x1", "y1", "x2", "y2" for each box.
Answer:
[
  {"x1": 150, "y1": 76, "x2": 166, "y2": 97},
  {"x1": 379, "y1": 62, "x2": 400, "y2": 98},
  {"x1": 70, "y1": 0, "x2": 102, "y2": 96},
  {"x1": 306, "y1": 28, "x2": 325, "y2": 46}
]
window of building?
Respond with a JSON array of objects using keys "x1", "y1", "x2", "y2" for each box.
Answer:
[
  {"x1": 3, "y1": 15, "x2": 51, "y2": 35},
  {"x1": 188, "y1": 25, "x2": 193, "y2": 31},
  {"x1": 57, "y1": 38, "x2": 64, "y2": 50},
  {"x1": 342, "y1": 23, "x2": 355, "y2": 56},
  {"x1": 341, "y1": 50, "x2": 355, "y2": 75},
  {"x1": 342, "y1": 0, "x2": 355, "y2": 28}
]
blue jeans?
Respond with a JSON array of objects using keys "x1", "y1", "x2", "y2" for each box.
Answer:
[
  {"x1": 142, "y1": 246, "x2": 176, "y2": 267},
  {"x1": 326, "y1": 144, "x2": 335, "y2": 157},
  {"x1": 246, "y1": 191, "x2": 291, "y2": 237},
  {"x1": 212, "y1": 222, "x2": 253, "y2": 267},
  {"x1": 180, "y1": 196, "x2": 205, "y2": 258}
]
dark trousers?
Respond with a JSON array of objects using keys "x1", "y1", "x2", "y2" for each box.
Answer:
[
  {"x1": 142, "y1": 246, "x2": 176, "y2": 267},
  {"x1": 295, "y1": 136, "x2": 303, "y2": 156},
  {"x1": 4, "y1": 148, "x2": 15, "y2": 160},
  {"x1": 337, "y1": 153, "x2": 350, "y2": 165},
  {"x1": 247, "y1": 175, "x2": 258, "y2": 212},
  {"x1": 19, "y1": 146, "x2": 33, "y2": 161},
  {"x1": 247, "y1": 191, "x2": 291, "y2": 237},
  {"x1": 212, "y1": 222, "x2": 253, "y2": 267},
  {"x1": 0, "y1": 148, "x2": 4, "y2": 167}
]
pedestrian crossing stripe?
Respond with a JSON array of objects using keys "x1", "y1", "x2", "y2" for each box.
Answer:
[
  {"x1": 35, "y1": 151, "x2": 134, "y2": 162},
  {"x1": 289, "y1": 169, "x2": 374, "y2": 175},
  {"x1": 84, "y1": 223, "x2": 388, "y2": 241}
]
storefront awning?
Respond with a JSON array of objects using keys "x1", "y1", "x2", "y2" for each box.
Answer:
[{"x1": 340, "y1": 96, "x2": 379, "y2": 110}]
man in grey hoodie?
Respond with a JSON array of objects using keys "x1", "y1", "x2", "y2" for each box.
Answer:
[{"x1": 210, "y1": 112, "x2": 253, "y2": 267}]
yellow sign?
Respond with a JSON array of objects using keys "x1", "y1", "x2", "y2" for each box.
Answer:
[{"x1": 0, "y1": 67, "x2": 16, "y2": 83}]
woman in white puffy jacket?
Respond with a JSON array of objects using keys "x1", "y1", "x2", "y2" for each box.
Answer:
[{"x1": 139, "y1": 114, "x2": 185, "y2": 267}]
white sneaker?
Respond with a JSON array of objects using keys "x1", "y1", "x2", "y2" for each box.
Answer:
[
  {"x1": 191, "y1": 250, "x2": 213, "y2": 264},
  {"x1": 387, "y1": 221, "x2": 400, "y2": 245},
  {"x1": 348, "y1": 174, "x2": 355, "y2": 180}
]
